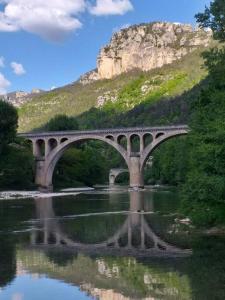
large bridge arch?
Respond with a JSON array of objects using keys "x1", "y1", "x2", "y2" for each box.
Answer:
[
  {"x1": 140, "y1": 131, "x2": 188, "y2": 172},
  {"x1": 43, "y1": 135, "x2": 129, "y2": 190}
]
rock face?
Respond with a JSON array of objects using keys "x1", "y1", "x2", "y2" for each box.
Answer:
[
  {"x1": 79, "y1": 69, "x2": 100, "y2": 85},
  {"x1": 2, "y1": 89, "x2": 44, "y2": 107},
  {"x1": 85, "y1": 22, "x2": 211, "y2": 81}
]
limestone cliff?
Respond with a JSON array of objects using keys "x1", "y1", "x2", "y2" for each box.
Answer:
[{"x1": 81, "y1": 22, "x2": 212, "y2": 83}]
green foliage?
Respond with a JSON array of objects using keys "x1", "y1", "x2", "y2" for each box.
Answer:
[
  {"x1": 182, "y1": 87, "x2": 225, "y2": 227},
  {"x1": 0, "y1": 100, "x2": 18, "y2": 154},
  {"x1": 181, "y1": 0, "x2": 225, "y2": 227},
  {"x1": 0, "y1": 142, "x2": 34, "y2": 190},
  {"x1": 202, "y1": 48, "x2": 225, "y2": 89},
  {"x1": 54, "y1": 145, "x2": 107, "y2": 188},
  {"x1": 102, "y1": 72, "x2": 189, "y2": 113},
  {"x1": 0, "y1": 101, "x2": 34, "y2": 190},
  {"x1": 145, "y1": 137, "x2": 189, "y2": 185},
  {"x1": 45, "y1": 114, "x2": 79, "y2": 131}
]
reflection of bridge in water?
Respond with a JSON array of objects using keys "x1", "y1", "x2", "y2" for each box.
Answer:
[{"x1": 31, "y1": 191, "x2": 191, "y2": 257}]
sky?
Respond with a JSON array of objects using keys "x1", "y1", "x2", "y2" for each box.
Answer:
[{"x1": 0, "y1": 0, "x2": 211, "y2": 94}]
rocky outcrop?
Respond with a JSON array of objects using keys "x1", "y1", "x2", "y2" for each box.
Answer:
[
  {"x1": 2, "y1": 89, "x2": 44, "y2": 107},
  {"x1": 97, "y1": 22, "x2": 212, "y2": 79},
  {"x1": 81, "y1": 22, "x2": 212, "y2": 83},
  {"x1": 79, "y1": 69, "x2": 100, "y2": 85}
]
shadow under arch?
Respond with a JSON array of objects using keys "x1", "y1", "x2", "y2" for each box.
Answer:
[
  {"x1": 44, "y1": 135, "x2": 129, "y2": 189},
  {"x1": 140, "y1": 131, "x2": 188, "y2": 173}
]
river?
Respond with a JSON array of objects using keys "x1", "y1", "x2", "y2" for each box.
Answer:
[{"x1": 0, "y1": 186, "x2": 225, "y2": 300}]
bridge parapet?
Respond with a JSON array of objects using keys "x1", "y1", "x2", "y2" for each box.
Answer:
[{"x1": 19, "y1": 125, "x2": 189, "y2": 139}]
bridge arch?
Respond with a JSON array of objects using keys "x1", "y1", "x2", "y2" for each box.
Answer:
[
  {"x1": 43, "y1": 135, "x2": 129, "y2": 190},
  {"x1": 35, "y1": 139, "x2": 45, "y2": 157},
  {"x1": 143, "y1": 133, "x2": 153, "y2": 147},
  {"x1": 140, "y1": 131, "x2": 188, "y2": 172},
  {"x1": 109, "y1": 169, "x2": 129, "y2": 185}
]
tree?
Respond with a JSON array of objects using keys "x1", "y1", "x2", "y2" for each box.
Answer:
[
  {"x1": 0, "y1": 144, "x2": 34, "y2": 189},
  {"x1": 195, "y1": 0, "x2": 225, "y2": 42},
  {"x1": 0, "y1": 100, "x2": 34, "y2": 190},
  {"x1": 0, "y1": 100, "x2": 18, "y2": 154},
  {"x1": 182, "y1": 0, "x2": 225, "y2": 226},
  {"x1": 46, "y1": 115, "x2": 79, "y2": 131},
  {"x1": 53, "y1": 146, "x2": 106, "y2": 188}
]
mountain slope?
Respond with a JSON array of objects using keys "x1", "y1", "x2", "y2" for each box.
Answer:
[
  {"x1": 18, "y1": 47, "x2": 208, "y2": 132},
  {"x1": 18, "y1": 22, "x2": 213, "y2": 132}
]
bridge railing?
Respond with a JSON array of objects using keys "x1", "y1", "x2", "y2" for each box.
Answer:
[{"x1": 18, "y1": 125, "x2": 189, "y2": 138}]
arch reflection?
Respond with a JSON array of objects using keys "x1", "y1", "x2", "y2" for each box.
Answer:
[{"x1": 31, "y1": 192, "x2": 191, "y2": 257}]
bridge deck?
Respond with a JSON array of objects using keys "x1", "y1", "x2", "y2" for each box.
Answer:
[{"x1": 18, "y1": 125, "x2": 189, "y2": 138}]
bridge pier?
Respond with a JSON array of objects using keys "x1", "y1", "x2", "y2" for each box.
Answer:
[
  {"x1": 129, "y1": 156, "x2": 144, "y2": 189},
  {"x1": 39, "y1": 185, "x2": 53, "y2": 193},
  {"x1": 109, "y1": 175, "x2": 115, "y2": 185},
  {"x1": 35, "y1": 159, "x2": 53, "y2": 192}
]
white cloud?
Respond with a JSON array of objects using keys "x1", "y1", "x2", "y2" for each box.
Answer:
[
  {"x1": 0, "y1": 56, "x2": 4, "y2": 67},
  {"x1": 11, "y1": 61, "x2": 26, "y2": 75},
  {"x1": 0, "y1": 0, "x2": 86, "y2": 41},
  {"x1": 0, "y1": 0, "x2": 134, "y2": 41},
  {"x1": 0, "y1": 72, "x2": 10, "y2": 94},
  {"x1": 90, "y1": 0, "x2": 133, "y2": 16}
]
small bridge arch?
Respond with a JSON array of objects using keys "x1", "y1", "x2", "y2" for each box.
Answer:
[
  {"x1": 109, "y1": 168, "x2": 129, "y2": 185},
  {"x1": 140, "y1": 128, "x2": 189, "y2": 172}
]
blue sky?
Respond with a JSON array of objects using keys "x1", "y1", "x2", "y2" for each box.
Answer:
[{"x1": 0, "y1": 0, "x2": 211, "y2": 93}]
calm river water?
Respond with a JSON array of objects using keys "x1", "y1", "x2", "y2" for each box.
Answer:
[{"x1": 0, "y1": 186, "x2": 225, "y2": 300}]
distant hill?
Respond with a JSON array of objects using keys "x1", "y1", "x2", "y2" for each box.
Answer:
[
  {"x1": 3, "y1": 89, "x2": 44, "y2": 108},
  {"x1": 18, "y1": 22, "x2": 214, "y2": 132}
]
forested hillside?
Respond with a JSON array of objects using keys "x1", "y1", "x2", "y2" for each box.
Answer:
[{"x1": 19, "y1": 48, "x2": 209, "y2": 132}]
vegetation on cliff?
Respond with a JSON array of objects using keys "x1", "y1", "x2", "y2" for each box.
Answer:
[{"x1": 18, "y1": 46, "x2": 209, "y2": 132}]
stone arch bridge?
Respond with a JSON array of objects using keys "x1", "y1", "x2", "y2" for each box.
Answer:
[{"x1": 19, "y1": 125, "x2": 189, "y2": 192}]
